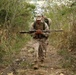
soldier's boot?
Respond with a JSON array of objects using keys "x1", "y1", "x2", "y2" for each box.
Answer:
[
  {"x1": 12, "y1": 68, "x2": 18, "y2": 75},
  {"x1": 39, "y1": 57, "x2": 45, "y2": 67},
  {"x1": 33, "y1": 64, "x2": 39, "y2": 70},
  {"x1": 33, "y1": 59, "x2": 39, "y2": 70}
]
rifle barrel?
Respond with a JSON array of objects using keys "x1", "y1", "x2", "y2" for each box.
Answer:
[{"x1": 50, "y1": 30, "x2": 63, "y2": 32}]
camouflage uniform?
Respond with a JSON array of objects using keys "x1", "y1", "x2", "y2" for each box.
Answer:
[{"x1": 30, "y1": 21, "x2": 49, "y2": 62}]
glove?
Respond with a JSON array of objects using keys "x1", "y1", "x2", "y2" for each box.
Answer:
[{"x1": 35, "y1": 29, "x2": 43, "y2": 34}]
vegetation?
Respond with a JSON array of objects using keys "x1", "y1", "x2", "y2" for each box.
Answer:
[
  {"x1": 45, "y1": 0, "x2": 76, "y2": 73},
  {"x1": 0, "y1": 0, "x2": 35, "y2": 67}
]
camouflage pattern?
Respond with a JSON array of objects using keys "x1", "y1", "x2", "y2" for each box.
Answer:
[{"x1": 30, "y1": 21, "x2": 49, "y2": 62}]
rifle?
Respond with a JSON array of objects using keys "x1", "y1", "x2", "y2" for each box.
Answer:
[{"x1": 20, "y1": 30, "x2": 63, "y2": 34}]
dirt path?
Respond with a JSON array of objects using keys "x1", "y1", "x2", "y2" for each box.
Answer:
[
  {"x1": 16, "y1": 40, "x2": 69, "y2": 75},
  {"x1": 1, "y1": 40, "x2": 69, "y2": 75}
]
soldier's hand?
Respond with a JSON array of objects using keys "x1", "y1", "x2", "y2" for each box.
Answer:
[{"x1": 35, "y1": 29, "x2": 43, "y2": 34}]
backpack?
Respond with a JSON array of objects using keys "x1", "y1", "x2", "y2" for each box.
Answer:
[
  {"x1": 33, "y1": 21, "x2": 45, "y2": 30},
  {"x1": 44, "y1": 18, "x2": 50, "y2": 28}
]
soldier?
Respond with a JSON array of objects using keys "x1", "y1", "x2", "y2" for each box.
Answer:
[{"x1": 30, "y1": 13, "x2": 50, "y2": 69}]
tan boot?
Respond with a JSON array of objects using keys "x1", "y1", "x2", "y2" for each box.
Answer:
[
  {"x1": 33, "y1": 63, "x2": 39, "y2": 70},
  {"x1": 33, "y1": 60, "x2": 39, "y2": 70}
]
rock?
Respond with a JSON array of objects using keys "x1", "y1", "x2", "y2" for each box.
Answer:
[
  {"x1": 28, "y1": 49, "x2": 34, "y2": 53},
  {"x1": 60, "y1": 73, "x2": 64, "y2": 75},
  {"x1": 51, "y1": 68, "x2": 54, "y2": 70},
  {"x1": 7, "y1": 72, "x2": 13, "y2": 75},
  {"x1": 36, "y1": 69, "x2": 48, "y2": 75}
]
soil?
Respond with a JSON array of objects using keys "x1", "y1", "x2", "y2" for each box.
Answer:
[{"x1": 0, "y1": 40, "x2": 71, "y2": 75}]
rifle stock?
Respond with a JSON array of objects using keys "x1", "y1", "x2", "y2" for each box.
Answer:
[{"x1": 20, "y1": 31, "x2": 35, "y2": 34}]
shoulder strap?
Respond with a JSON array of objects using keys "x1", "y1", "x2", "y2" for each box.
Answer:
[{"x1": 43, "y1": 22, "x2": 45, "y2": 30}]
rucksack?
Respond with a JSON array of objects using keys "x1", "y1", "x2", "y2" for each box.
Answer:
[
  {"x1": 44, "y1": 18, "x2": 50, "y2": 28},
  {"x1": 33, "y1": 21, "x2": 45, "y2": 30}
]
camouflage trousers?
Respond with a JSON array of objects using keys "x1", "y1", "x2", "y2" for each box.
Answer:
[{"x1": 32, "y1": 38, "x2": 48, "y2": 62}]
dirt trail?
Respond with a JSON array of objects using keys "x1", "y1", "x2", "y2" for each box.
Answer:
[
  {"x1": 17, "y1": 40, "x2": 69, "y2": 75},
  {"x1": 1, "y1": 40, "x2": 69, "y2": 75}
]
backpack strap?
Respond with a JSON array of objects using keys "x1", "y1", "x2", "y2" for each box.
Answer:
[{"x1": 43, "y1": 22, "x2": 45, "y2": 30}]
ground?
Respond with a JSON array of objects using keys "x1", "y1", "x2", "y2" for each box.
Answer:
[{"x1": 1, "y1": 40, "x2": 71, "y2": 75}]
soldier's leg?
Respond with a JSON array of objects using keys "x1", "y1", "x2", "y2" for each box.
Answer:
[
  {"x1": 32, "y1": 40, "x2": 39, "y2": 69},
  {"x1": 38, "y1": 39, "x2": 45, "y2": 63},
  {"x1": 41, "y1": 38, "x2": 48, "y2": 59},
  {"x1": 33, "y1": 40, "x2": 39, "y2": 62}
]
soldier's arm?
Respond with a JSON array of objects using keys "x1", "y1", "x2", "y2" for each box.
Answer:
[
  {"x1": 47, "y1": 18, "x2": 52, "y2": 29},
  {"x1": 29, "y1": 22, "x2": 35, "y2": 36},
  {"x1": 45, "y1": 23, "x2": 49, "y2": 31},
  {"x1": 43, "y1": 23, "x2": 50, "y2": 37},
  {"x1": 48, "y1": 18, "x2": 52, "y2": 25},
  {"x1": 29, "y1": 22, "x2": 34, "y2": 31}
]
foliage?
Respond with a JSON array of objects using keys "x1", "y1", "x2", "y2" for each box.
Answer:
[
  {"x1": 0, "y1": 0, "x2": 35, "y2": 66},
  {"x1": 45, "y1": 1, "x2": 76, "y2": 73},
  {"x1": 0, "y1": 45, "x2": 6, "y2": 63}
]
